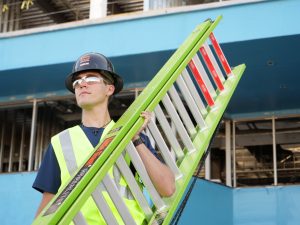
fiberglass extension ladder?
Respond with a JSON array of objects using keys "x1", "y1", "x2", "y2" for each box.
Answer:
[{"x1": 32, "y1": 15, "x2": 245, "y2": 225}]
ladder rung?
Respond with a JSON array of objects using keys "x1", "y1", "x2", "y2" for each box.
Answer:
[
  {"x1": 181, "y1": 68, "x2": 208, "y2": 116},
  {"x1": 73, "y1": 211, "x2": 88, "y2": 225},
  {"x1": 176, "y1": 75, "x2": 207, "y2": 129},
  {"x1": 209, "y1": 32, "x2": 233, "y2": 77},
  {"x1": 161, "y1": 94, "x2": 196, "y2": 153},
  {"x1": 192, "y1": 54, "x2": 217, "y2": 98},
  {"x1": 115, "y1": 154, "x2": 153, "y2": 220},
  {"x1": 203, "y1": 42, "x2": 225, "y2": 82},
  {"x1": 147, "y1": 120, "x2": 182, "y2": 179},
  {"x1": 168, "y1": 85, "x2": 196, "y2": 137},
  {"x1": 92, "y1": 185, "x2": 119, "y2": 225},
  {"x1": 125, "y1": 143, "x2": 166, "y2": 211},
  {"x1": 199, "y1": 45, "x2": 224, "y2": 91},
  {"x1": 102, "y1": 174, "x2": 136, "y2": 225},
  {"x1": 102, "y1": 175, "x2": 137, "y2": 225},
  {"x1": 188, "y1": 59, "x2": 215, "y2": 107},
  {"x1": 154, "y1": 105, "x2": 185, "y2": 159}
]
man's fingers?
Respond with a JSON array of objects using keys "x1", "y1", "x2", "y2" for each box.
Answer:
[
  {"x1": 141, "y1": 111, "x2": 153, "y2": 119},
  {"x1": 137, "y1": 111, "x2": 152, "y2": 132}
]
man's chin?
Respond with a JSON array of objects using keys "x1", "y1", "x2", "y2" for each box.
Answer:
[{"x1": 78, "y1": 102, "x2": 94, "y2": 109}]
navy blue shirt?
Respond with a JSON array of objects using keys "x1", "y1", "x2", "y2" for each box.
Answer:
[{"x1": 33, "y1": 125, "x2": 157, "y2": 194}]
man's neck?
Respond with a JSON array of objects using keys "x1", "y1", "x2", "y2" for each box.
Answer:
[{"x1": 81, "y1": 106, "x2": 111, "y2": 128}]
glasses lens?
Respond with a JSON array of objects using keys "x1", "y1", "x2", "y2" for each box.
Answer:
[{"x1": 72, "y1": 76, "x2": 102, "y2": 89}]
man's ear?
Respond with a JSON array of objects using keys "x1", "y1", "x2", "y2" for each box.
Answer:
[{"x1": 107, "y1": 84, "x2": 115, "y2": 96}]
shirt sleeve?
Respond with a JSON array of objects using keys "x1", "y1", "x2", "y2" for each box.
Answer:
[
  {"x1": 32, "y1": 144, "x2": 61, "y2": 194},
  {"x1": 140, "y1": 133, "x2": 159, "y2": 159}
]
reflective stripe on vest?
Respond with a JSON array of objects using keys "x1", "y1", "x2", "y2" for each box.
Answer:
[{"x1": 51, "y1": 121, "x2": 145, "y2": 225}]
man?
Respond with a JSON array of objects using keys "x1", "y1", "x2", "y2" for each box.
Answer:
[{"x1": 33, "y1": 52, "x2": 175, "y2": 224}]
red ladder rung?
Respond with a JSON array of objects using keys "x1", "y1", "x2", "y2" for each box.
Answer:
[
  {"x1": 209, "y1": 32, "x2": 233, "y2": 77},
  {"x1": 188, "y1": 59, "x2": 215, "y2": 107},
  {"x1": 199, "y1": 46, "x2": 224, "y2": 91}
]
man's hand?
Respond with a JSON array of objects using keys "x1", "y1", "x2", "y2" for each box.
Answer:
[
  {"x1": 133, "y1": 111, "x2": 153, "y2": 140},
  {"x1": 132, "y1": 111, "x2": 176, "y2": 197}
]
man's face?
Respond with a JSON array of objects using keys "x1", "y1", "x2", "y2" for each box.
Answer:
[{"x1": 73, "y1": 71, "x2": 115, "y2": 109}]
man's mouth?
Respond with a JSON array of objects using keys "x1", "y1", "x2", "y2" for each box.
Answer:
[{"x1": 79, "y1": 91, "x2": 90, "y2": 96}]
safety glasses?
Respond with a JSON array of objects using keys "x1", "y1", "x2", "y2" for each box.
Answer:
[{"x1": 72, "y1": 76, "x2": 103, "y2": 89}]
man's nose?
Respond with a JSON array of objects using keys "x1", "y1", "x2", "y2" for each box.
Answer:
[{"x1": 79, "y1": 80, "x2": 88, "y2": 88}]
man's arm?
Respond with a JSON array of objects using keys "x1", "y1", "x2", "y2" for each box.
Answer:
[
  {"x1": 134, "y1": 111, "x2": 176, "y2": 197},
  {"x1": 35, "y1": 192, "x2": 55, "y2": 218},
  {"x1": 32, "y1": 146, "x2": 61, "y2": 218},
  {"x1": 135, "y1": 141, "x2": 175, "y2": 197}
]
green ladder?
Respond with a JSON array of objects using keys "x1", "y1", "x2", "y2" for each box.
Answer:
[{"x1": 32, "y1": 15, "x2": 246, "y2": 225}]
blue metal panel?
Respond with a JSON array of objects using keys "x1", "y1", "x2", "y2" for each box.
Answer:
[
  {"x1": 233, "y1": 185, "x2": 300, "y2": 225},
  {"x1": 176, "y1": 179, "x2": 233, "y2": 225},
  {"x1": 0, "y1": 172, "x2": 40, "y2": 225},
  {"x1": 224, "y1": 34, "x2": 300, "y2": 118},
  {"x1": 0, "y1": 50, "x2": 172, "y2": 102}
]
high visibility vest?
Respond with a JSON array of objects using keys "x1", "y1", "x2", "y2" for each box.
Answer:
[{"x1": 51, "y1": 121, "x2": 145, "y2": 225}]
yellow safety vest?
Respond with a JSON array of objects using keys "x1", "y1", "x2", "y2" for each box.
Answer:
[{"x1": 51, "y1": 121, "x2": 145, "y2": 225}]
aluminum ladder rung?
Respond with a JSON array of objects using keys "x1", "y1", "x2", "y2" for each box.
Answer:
[
  {"x1": 102, "y1": 174, "x2": 137, "y2": 225},
  {"x1": 73, "y1": 211, "x2": 88, "y2": 225},
  {"x1": 92, "y1": 185, "x2": 119, "y2": 225},
  {"x1": 161, "y1": 94, "x2": 196, "y2": 153},
  {"x1": 203, "y1": 42, "x2": 225, "y2": 82},
  {"x1": 199, "y1": 45, "x2": 224, "y2": 91},
  {"x1": 181, "y1": 68, "x2": 208, "y2": 116},
  {"x1": 209, "y1": 32, "x2": 233, "y2": 77},
  {"x1": 125, "y1": 142, "x2": 166, "y2": 211},
  {"x1": 147, "y1": 119, "x2": 182, "y2": 178},
  {"x1": 115, "y1": 154, "x2": 153, "y2": 220},
  {"x1": 175, "y1": 75, "x2": 207, "y2": 129},
  {"x1": 168, "y1": 85, "x2": 196, "y2": 137},
  {"x1": 154, "y1": 104, "x2": 185, "y2": 159},
  {"x1": 192, "y1": 54, "x2": 217, "y2": 98}
]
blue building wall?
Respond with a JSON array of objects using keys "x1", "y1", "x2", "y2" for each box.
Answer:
[
  {"x1": 2, "y1": 173, "x2": 300, "y2": 225},
  {"x1": 1, "y1": 0, "x2": 300, "y2": 117},
  {"x1": 1, "y1": 0, "x2": 299, "y2": 71}
]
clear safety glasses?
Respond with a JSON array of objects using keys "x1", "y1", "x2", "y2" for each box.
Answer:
[{"x1": 72, "y1": 76, "x2": 103, "y2": 89}]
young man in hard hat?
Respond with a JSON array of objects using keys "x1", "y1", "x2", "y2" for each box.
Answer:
[{"x1": 33, "y1": 52, "x2": 175, "y2": 224}]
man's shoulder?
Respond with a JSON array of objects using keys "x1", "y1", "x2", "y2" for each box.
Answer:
[{"x1": 51, "y1": 125, "x2": 82, "y2": 141}]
